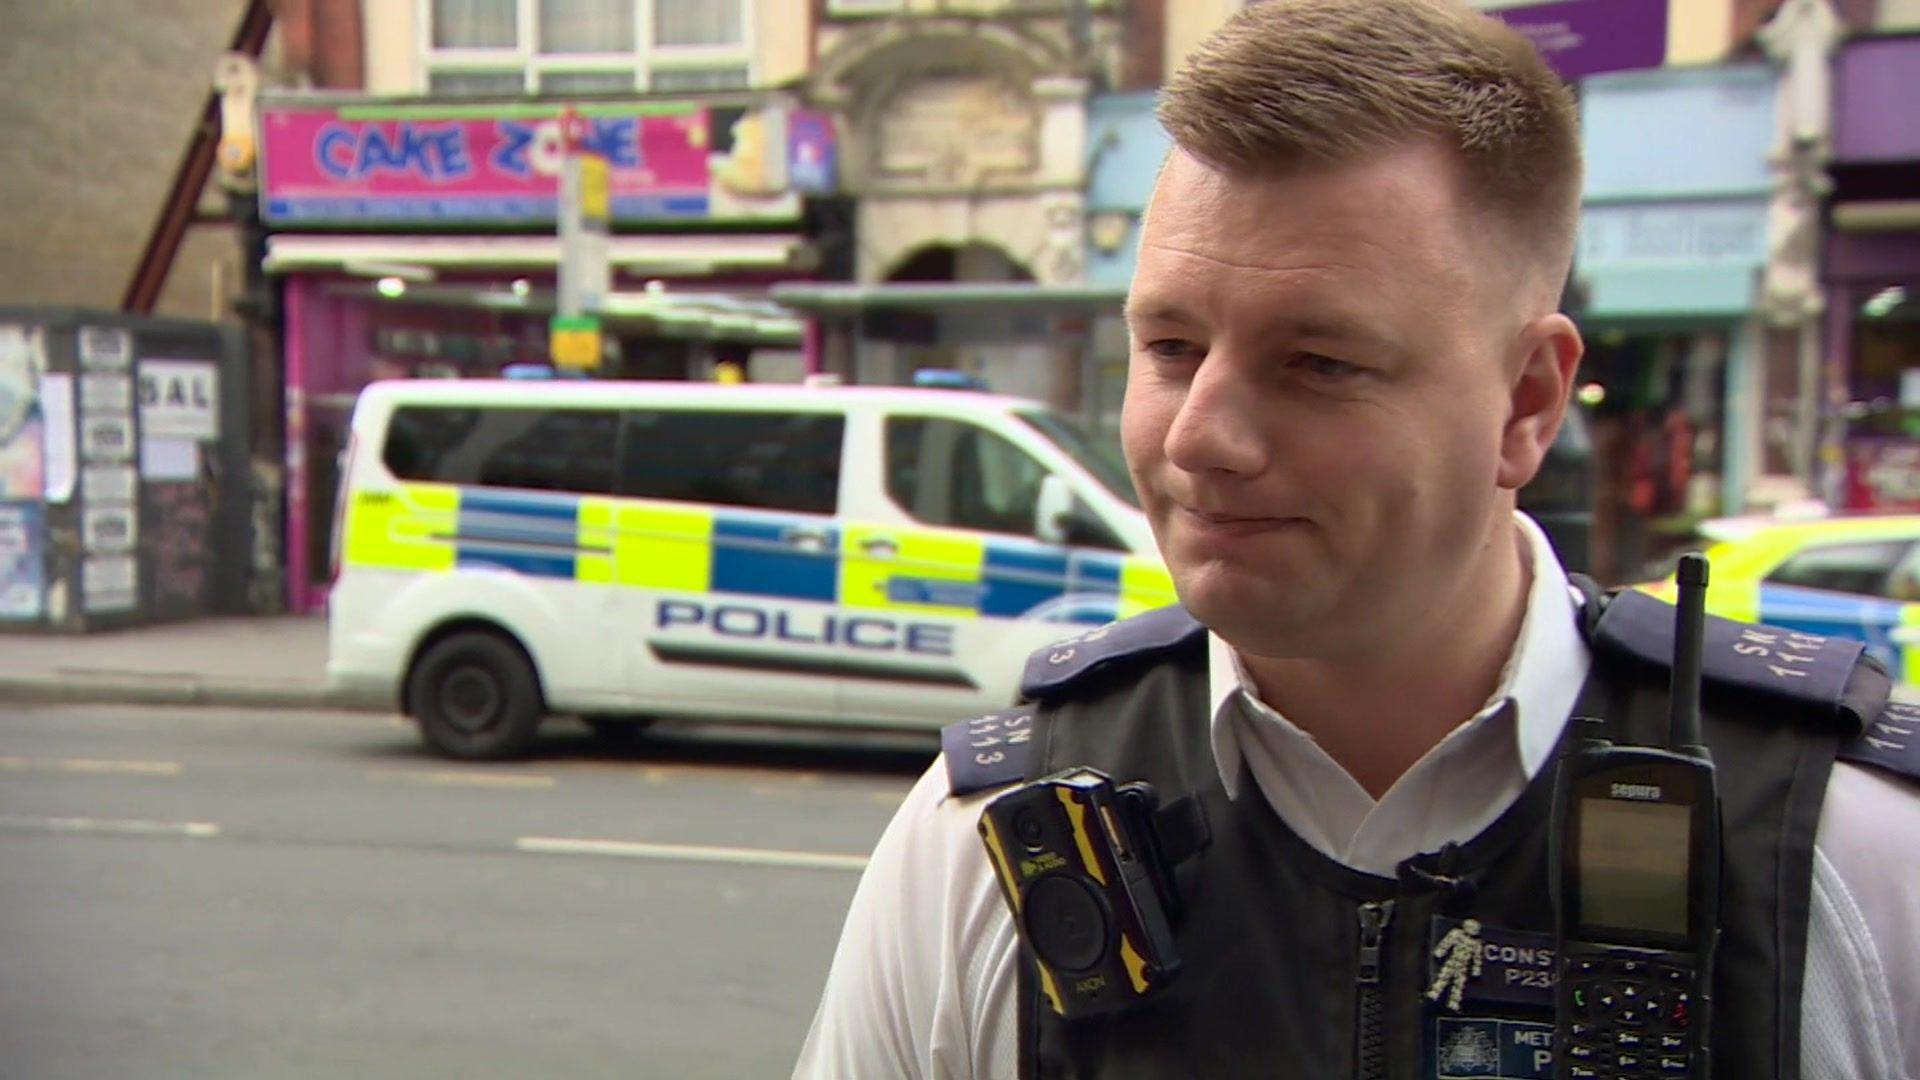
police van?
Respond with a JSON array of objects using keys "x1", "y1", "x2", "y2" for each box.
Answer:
[{"x1": 326, "y1": 379, "x2": 1174, "y2": 759}]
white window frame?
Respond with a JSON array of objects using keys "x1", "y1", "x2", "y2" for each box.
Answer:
[
  {"x1": 418, "y1": 0, "x2": 755, "y2": 95},
  {"x1": 825, "y1": 0, "x2": 904, "y2": 14}
]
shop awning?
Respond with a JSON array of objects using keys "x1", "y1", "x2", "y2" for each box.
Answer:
[
  {"x1": 318, "y1": 279, "x2": 806, "y2": 346},
  {"x1": 264, "y1": 233, "x2": 812, "y2": 276},
  {"x1": 769, "y1": 282, "x2": 1129, "y2": 315}
]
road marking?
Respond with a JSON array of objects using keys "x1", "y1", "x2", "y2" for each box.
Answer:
[
  {"x1": 366, "y1": 768, "x2": 556, "y2": 790},
  {"x1": 516, "y1": 836, "x2": 868, "y2": 872},
  {"x1": 58, "y1": 759, "x2": 184, "y2": 776},
  {"x1": 0, "y1": 814, "x2": 219, "y2": 839},
  {"x1": 0, "y1": 756, "x2": 183, "y2": 776},
  {"x1": 627, "y1": 763, "x2": 825, "y2": 787}
]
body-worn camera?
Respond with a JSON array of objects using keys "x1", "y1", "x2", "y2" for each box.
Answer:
[{"x1": 978, "y1": 768, "x2": 1188, "y2": 1020}]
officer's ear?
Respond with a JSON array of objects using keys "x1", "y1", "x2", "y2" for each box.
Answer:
[{"x1": 1496, "y1": 312, "x2": 1582, "y2": 492}]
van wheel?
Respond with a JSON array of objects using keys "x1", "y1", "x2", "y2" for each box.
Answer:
[{"x1": 408, "y1": 631, "x2": 544, "y2": 761}]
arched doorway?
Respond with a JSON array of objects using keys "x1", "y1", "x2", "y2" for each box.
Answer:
[
  {"x1": 855, "y1": 243, "x2": 1060, "y2": 398},
  {"x1": 886, "y1": 243, "x2": 1034, "y2": 285}
]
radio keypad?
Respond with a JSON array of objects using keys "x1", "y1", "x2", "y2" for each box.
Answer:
[{"x1": 1561, "y1": 955, "x2": 1699, "y2": 1078}]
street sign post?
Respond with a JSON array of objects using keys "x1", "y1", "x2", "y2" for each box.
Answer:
[{"x1": 552, "y1": 107, "x2": 610, "y2": 373}]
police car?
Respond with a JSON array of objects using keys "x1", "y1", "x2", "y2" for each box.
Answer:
[
  {"x1": 1644, "y1": 514, "x2": 1920, "y2": 686},
  {"x1": 325, "y1": 379, "x2": 1175, "y2": 759}
]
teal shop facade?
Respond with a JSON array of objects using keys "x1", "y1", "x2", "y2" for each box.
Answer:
[
  {"x1": 1079, "y1": 91, "x2": 1171, "y2": 440},
  {"x1": 1572, "y1": 62, "x2": 1783, "y2": 578}
]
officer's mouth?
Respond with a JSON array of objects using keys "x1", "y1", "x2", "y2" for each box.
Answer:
[{"x1": 1173, "y1": 505, "x2": 1304, "y2": 540}]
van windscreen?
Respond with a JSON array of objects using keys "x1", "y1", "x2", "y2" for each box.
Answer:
[{"x1": 1014, "y1": 409, "x2": 1140, "y2": 509}]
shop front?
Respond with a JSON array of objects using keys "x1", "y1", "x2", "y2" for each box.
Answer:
[
  {"x1": 256, "y1": 93, "x2": 839, "y2": 612},
  {"x1": 1825, "y1": 34, "x2": 1920, "y2": 512},
  {"x1": 1572, "y1": 63, "x2": 1781, "y2": 582}
]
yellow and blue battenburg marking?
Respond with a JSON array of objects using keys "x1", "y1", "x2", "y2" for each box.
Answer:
[
  {"x1": 1759, "y1": 585, "x2": 1920, "y2": 686},
  {"x1": 455, "y1": 490, "x2": 593, "y2": 578},
  {"x1": 344, "y1": 482, "x2": 1176, "y2": 620}
]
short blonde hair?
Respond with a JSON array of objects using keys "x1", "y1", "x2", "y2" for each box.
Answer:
[{"x1": 1158, "y1": 0, "x2": 1581, "y2": 288}]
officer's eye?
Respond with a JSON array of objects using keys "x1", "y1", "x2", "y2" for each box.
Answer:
[
  {"x1": 1296, "y1": 353, "x2": 1362, "y2": 379},
  {"x1": 1143, "y1": 339, "x2": 1203, "y2": 364}
]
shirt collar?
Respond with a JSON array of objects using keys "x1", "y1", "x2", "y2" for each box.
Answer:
[{"x1": 1208, "y1": 511, "x2": 1590, "y2": 798}]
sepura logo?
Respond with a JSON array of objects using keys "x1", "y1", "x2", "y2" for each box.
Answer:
[{"x1": 1609, "y1": 782, "x2": 1663, "y2": 800}]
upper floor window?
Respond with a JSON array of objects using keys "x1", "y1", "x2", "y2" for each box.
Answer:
[{"x1": 425, "y1": 0, "x2": 752, "y2": 97}]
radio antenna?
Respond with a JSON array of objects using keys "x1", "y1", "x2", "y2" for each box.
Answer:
[{"x1": 1668, "y1": 553, "x2": 1709, "y2": 753}]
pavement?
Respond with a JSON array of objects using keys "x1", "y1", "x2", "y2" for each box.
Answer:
[
  {"x1": 1, "y1": 613, "x2": 1909, "y2": 715},
  {"x1": 0, "y1": 616, "x2": 367, "y2": 711}
]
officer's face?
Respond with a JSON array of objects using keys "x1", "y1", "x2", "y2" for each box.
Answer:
[{"x1": 1123, "y1": 144, "x2": 1574, "y2": 660}]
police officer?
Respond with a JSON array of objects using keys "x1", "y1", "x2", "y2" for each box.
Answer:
[{"x1": 795, "y1": 2, "x2": 1920, "y2": 1077}]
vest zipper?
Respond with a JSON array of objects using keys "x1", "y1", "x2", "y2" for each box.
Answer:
[{"x1": 1357, "y1": 899, "x2": 1395, "y2": 1080}]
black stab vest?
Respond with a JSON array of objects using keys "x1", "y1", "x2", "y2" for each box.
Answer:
[{"x1": 940, "y1": 595, "x2": 1897, "y2": 1080}]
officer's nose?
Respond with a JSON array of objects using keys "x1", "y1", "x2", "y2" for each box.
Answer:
[{"x1": 1163, "y1": 354, "x2": 1266, "y2": 478}]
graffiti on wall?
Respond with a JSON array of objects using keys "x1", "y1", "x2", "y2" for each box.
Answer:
[{"x1": 149, "y1": 482, "x2": 212, "y2": 611}]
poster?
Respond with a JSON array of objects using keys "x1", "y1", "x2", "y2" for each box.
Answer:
[
  {"x1": 80, "y1": 415, "x2": 134, "y2": 462},
  {"x1": 81, "y1": 463, "x2": 136, "y2": 503},
  {"x1": 139, "y1": 436, "x2": 199, "y2": 481},
  {"x1": 1845, "y1": 439, "x2": 1920, "y2": 512},
  {"x1": 0, "y1": 501, "x2": 44, "y2": 620},
  {"x1": 82, "y1": 554, "x2": 136, "y2": 613},
  {"x1": 137, "y1": 360, "x2": 219, "y2": 440},
  {"x1": 0, "y1": 322, "x2": 45, "y2": 500},
  {"x1": 80, "y1": 372, "x2": 133, "y2": 413},
  {"x1": 40, "y1": 372, "x2": 75, "y2": 503},
  {"x1": 787, "y1": 109, "x2": 839, "y2": 194},
  {"x1": 78, "y1": 326, "x2": 132, "y2": 370},
  {"x1": 83, "y1": 503, "x2": 136, "y2": 553}
]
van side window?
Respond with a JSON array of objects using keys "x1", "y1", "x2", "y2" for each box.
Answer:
[
  {"x1": 886, "y1": 417, "x2": 1048, "y2": 538},
  {"x1": 620, "y1": 410, "x2": 842, "y2": 515},
  {"x1": 1764, "y1": 539, "x2": 1912, "y2": 599},
  {"x1": 383, "y1": 406, "x2": 618, "y2": 494}
]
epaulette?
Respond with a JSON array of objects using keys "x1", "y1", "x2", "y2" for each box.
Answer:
[
  {"x1": 1839, "y1": 698, "x2": 1920, "y2": 784},
  {"x1": 1017, "y1": 605, "x2": 1206, "y2": 703},
  {"x1": 1586, "y1": 587, "x2": 1886, "y2": 732},
  {"x1": 941, "y1": 706, "x2": 1037, "y2": 797}
]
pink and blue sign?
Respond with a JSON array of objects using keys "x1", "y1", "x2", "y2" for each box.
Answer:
[{"x1": 260, "y1": 104, "x2": 717, "y2": 224}]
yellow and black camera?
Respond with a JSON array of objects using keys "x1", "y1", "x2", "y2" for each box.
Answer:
[{"x1": 978, "y1": 768, "x2": 1189, "y2": 1020}]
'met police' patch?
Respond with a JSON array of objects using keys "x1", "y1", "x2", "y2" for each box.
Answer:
[{"x1": 1432, "y1": 1018, "x2": 1555, "y2": 1080}]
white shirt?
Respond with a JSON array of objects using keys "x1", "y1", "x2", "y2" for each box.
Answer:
[{"x1": 796, "y1": 515, "x2": 1920, "y2": 1080}]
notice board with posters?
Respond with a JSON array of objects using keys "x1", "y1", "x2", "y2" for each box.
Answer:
[{"x1": 0, "y1": 308, "x2": 254, "y2": 632}]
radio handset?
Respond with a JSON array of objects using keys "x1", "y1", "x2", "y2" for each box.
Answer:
[{"x1": 1551, "y1": 554, "x2": 1720, "y2": 1079}]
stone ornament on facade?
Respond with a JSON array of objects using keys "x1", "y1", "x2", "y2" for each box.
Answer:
[
  {"x1": 1758, "y1": 0, "x2": 1842, "y2": 327},
  {"x1": 1039, "y1": 194, "x2": 1087, "y2": 284},
  {"x1": 875, "y1": 76, "x2": 1039, "y2": 187},
  {"x1": 808, "y1": 18, "x2": 1069, "y2": 191}
]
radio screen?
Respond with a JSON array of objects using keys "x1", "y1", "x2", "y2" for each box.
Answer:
[{"x1": 1577, "y1": 798, "x2": 1691, "y2": 937}]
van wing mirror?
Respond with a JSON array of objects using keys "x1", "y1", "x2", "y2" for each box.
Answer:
[{"x1": 1034, "y1": 474, "x2": 1076, "y2": 545}]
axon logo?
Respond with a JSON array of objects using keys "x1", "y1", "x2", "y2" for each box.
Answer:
[{"x1": 1610, "y1": 783, "x2": 1663, "y2": 801}]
